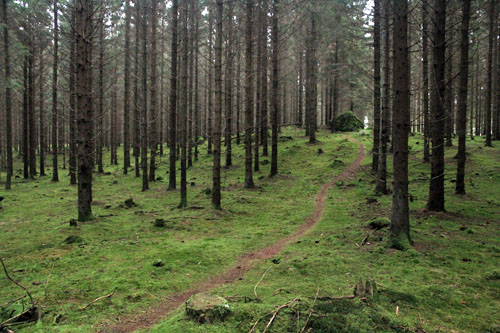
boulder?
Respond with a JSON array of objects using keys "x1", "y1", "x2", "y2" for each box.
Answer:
[{"x1": 332, "y1": 112, "x2": 364, "y2": 132}]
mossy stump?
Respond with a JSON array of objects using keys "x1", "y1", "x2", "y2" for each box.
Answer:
[{"x1": 185, "y1": 293, "x2": 231, "y2": 323}]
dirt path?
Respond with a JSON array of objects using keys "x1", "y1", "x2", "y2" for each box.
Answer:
[{"x1": 107, "y1": 136, "x2": 365, "y2": 333}]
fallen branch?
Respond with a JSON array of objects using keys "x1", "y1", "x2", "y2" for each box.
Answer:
[
  {"x1": 0, "y1": 258, "x2": 35, "y2": 308},
  {"x1": 263, "y1": 298, "x2": 299, "y2": 333},
  {"x1": 79, "y1": 292, "x2": 114, "y2": 310},
  {"x1": 254, "y1": 266, "x2": 272, "y2": 300},
  {"x1": 0, "y1": 258, "x2": 40, "y2": 324},
  {"x1": 272, "y1": 288, "x2": 290, "y2": 296},
  {"x1": 300, "y1": 287, "x2": 320, "y2": 333}
]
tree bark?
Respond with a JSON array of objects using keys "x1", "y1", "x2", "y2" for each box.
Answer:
[
  {"x1": 51, "y1": 0, "x2": 59, "y2": 182},
  {"x1": 455, "y1": 0, "x2": 471, "y2": 194},
  {"x1": 213, "y1": 0, "x2": 223, "y2": 209},
  {"x1": 69, "y1": 3, "x2": 77, "y2": 183},
  {"x1": 244, "y1": 0, "x2": 255, "y2": 187},
  {"x1": 76, "y1": 0, "x2": 94, "y2": 221},
  {"x1": 422, "y1": 0, "x2": 430, "y2": 162},
  {"x1": 225, "y1": 3, "x2": 233, "y2": 168},
  {"x1": 2, "y1": 0, "x2": 13, "y2": 189},
  {"x1": 261, "y1": 0, "x2": 269, "y2": 157},
  {"x1": 485, "y1": 0, "x2": 495, "y2": 146},
  {"x1": 168, "y1": 0, "x2": 178, "y2": 190},
  {"x1": 141, "y1": 0, "x2": 149, "y2": 191},
  {"x1": 372, "y1": 0, "x2": 381, "y2": 172},
  {"x1": 149, "y1": 0, "x2": 158, "y2": 181},
  {"x1": 428, "y1": 0, "x2": 446, "y2": 212},
  {"x1": 134, "y1": 0, "x2": 141, "y2": 177},
  {"x1": 390, "y1": 0, "x2": 411, "y2": 247},
  {"x1": 270, "y1": 0, "x2": 279, "y2": 177},
  {"x1": 123, "y1": 0, "x2": 131, "y2": 174}
]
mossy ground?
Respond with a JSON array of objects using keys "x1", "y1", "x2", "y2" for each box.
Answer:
[{"x1": 1, "y1": 129, "x2": 499, "y2": 332}]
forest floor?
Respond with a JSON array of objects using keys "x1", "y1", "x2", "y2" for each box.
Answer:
[{"x1": 0, "y1": 128, "x2": 499, "y2": 332}]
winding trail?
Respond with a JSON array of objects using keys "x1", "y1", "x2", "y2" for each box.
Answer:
[{"x1": 107, "y1": 136, "x2": 365, "y2": 333}]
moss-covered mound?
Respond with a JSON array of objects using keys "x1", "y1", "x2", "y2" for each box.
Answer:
[
  {"x1": 185, "y1": 293, "x2": 231, "y2": 323},
  {"x1": 333, "y1": 111, "x2": 364, "y2": 132}
]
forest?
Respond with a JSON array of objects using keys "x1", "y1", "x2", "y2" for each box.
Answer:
[{"x1": 0, "y1": 0, "x2": 499, "y2": 332}]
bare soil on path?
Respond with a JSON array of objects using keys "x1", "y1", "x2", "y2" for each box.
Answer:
[{"x1": 106, "y1": 136, "x2": 365, "y2": 332}]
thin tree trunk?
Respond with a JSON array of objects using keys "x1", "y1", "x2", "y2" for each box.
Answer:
[
  {"x1": 2, "y1": 0, "x2": 12, "y2": 189},
  {"x1": 134, "y1": 0, "x2": 140, "y2": 178},
  {"x1": 51, "y1": 0, "x2": 59, "y2": 182},
  {"x1": 23, "y1": 56, "x2": 29, "y2": 180},
  {"x1": 456, "y1": 0, "x2": 471, "y2": 195},
  {"x1": 39, "y1": 48, "x2": 46, "y2": 176},
  {"x1": 376, "y1": 0, "x2": 390, "y2": 195},
  {"x1": 207, "y1": 8, "x2": 214, "y2": 155},
  {"x1": 69, "y1": 3, "x2": 77, "y2": 183},
  {"x1": 225, "y1": 3, "x2": 233, "y2": 168},
  {"x1": 97, "y1": 12, "x2": 104, "y2": 173},
  {"x1": 422, "y1": 0, "x2": 430, "y2": 162},
  {"x1": 141, "y1": 0, "x2": 149, "y2": 191},
  {"x1": 270, "y1": 0, "x2": 279, "y2": 177},
  {"x1": 372, "y1": 0, "x2": 381, "y2": 172},
  {"x1": 390, "y1": 0, "x2": 411, "y2": 247},
  {"x1": 485, "y1": 0, "x2": 495, "y2": 146},
  {"x1": 261, "y1": 0, "x2": 268, "y2": 157},
  {"x1": 168, "y1": 0, "x2": 178, "y2": 190},
  {"x1": 213, "y1": 0, "x2": 223, "y2": 209},
  {"x1": 244, "y1": 0, "x2": 255, "y2": 187},
  {"x1": 149, "y1": 0, "x2": 158, "y2": 181},
  {"x1": 428, "y1": 0, "x2": 446, "y2": 212},
  {"x1": 180, "y1": 1, "x2": 189, "y2": 207},
  {"x1": 123, "y1": 0, "x2": 131, "y2": 174},
  {"x1": 28, "y1": 39, "x2": 36, "y2": 178}
]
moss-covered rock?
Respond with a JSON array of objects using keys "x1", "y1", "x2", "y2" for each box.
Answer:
[
  {"x1": 333, "y1": 112, "x2": 364, "y2": 132},
  {"x1": 368, "y1": 217, "x2": 390, "y2": 230},
  {"x1": 185, "y1": 293, "x2": 231, "y2": 323}
]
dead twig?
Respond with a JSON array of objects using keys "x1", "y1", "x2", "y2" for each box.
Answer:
[
  {"x1": 272, "y1": 288, "x2": 290, "y2": 296},
  {"x1": 254, "y1": 266, "x2": 272, "y2": 300},
  {"x1": 0, "y1": 258, "x2": 35, "y2": 308},
  {"x1": 300, "y1": 287, "x2": 319, "y2": 333},
  {"x1": 79, "y1": 292, "x2": 114, "y2": 310},
  {"x1": 263, "y1": 298, "x2": 300, "y2": 333}
]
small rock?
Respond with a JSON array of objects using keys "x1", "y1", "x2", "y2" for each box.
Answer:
[
  {"x1": 272, "y1": 258, "x2": 280, "y2": 264},
  {"x1": 368, "y1": 217, "x2": 390, "y2": 230},
  {"x1": 105, "y1": 204, "x2": 112, "y2": 209},
  {"x1": 191, "y1": 182, "x2": 196, "y2": 186},
  {"x1": 260, "y1": 160, "x2": 270, "y2": 165},
  {"x1": 366, "y1": 198, "x2": 378, "y2": 204},
  {"x1": 153, "y1": 259, "x2": 164, "y2": 267},
  {"x1": 154, "y1": 218, "x2": 166, "y2": 228},
  {"x1": 69, "y1": 219, "x2": 78, "y2": 227},
  {"x1": 185, "y1": 293, "x2": 231, "y2": 323},
  {"x1": 124, "y1": 198, "x2": 137, "y2": 208},
  {"x1": 156, "y1": 176, "x2": 164, "y2": 181},
  {"x1": 317, "y1": 148, "x2": 324, "y2": 155},
  {"x1": 63, "y1": 235, "x2": 84, "y2": 244}
]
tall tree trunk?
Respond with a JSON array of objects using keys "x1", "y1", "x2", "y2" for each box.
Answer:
[
  {"x1": 194, "y1": 4, "x2": 200, "y2": 162},
  {"x1": 76, "y1": 0, "x2": 94, "y2": 221},
  {"x1": 422, "y1": 0, "x2": 430, "y2": 162},
  {"x1": 372, "y1": 0, "x2": 381, "y2": 172},
  {"x1": 28, "y1": 39, "x2": 36, "y2": 178},
  {"x1": 376, "y1": 0, "x2": 390, "y2": 195},
  {"x1": 123, "y1": 0, "x2": 131, "y2": 174},
  {"x1": 134, "y1": 0, "x2": 140, "y2": 177},
  {"x1": 455, "y1": 0, "x2": 471, "y2": 195},
  {"x1": 168, "y1": 0, "x2": 178, "y2": 190},
  {"x1": 305, "y1": 12, "x2": 317, "y2": 144},
  {"x1": 298, "y1": 50, "x2": 303, "y2": 128},
  {"x1": 39, "y1": 48, "x2": 46, "y2": 176},
  {"x1": 51, "y1": 0, "x2": 59, "y2": 182},
  {"x1": 69, "y1": 3, "x2": 77, "y2": 184},
  {"x1": 445, "y1": 14, "x2": 454, "y2": 147},
  {"x1": 213, "y1": 0, "x2": 223, "y2": 209},
  {"x1": 270, "y1": 0, "x2": 279, "y2": 177},
  {"x1": 2, "y1": 0, "x2": 13, "y2": 189},
  {"x1": 261, "y1": 0, "x2": 268, "y2": 157},
  {"x1": 97, "y1": 12, "x2": 104, "y2": 173},
  {"x1": 23, "y1": 56, "x2": 29, "y2": 180},
  {"x1": 254, "y1": 0, "x2": 263, "y2": 172},
  {"x1": 244, "y1": 0, "x2": 255, "y2": 187},
  {"x1": 390, "y1": 0, "x2": 411, "y2": 248},
  {"x1": 149, "y1": 0, "x2": 158, "y2": 181},
  {"x1": 207, "y1": 8, "x2": 214, "y2": 154},
  {"x1": 180, "y1": 1, "x2": 189, "y2": 207},
  {"x1": 187, "y1": 1, "x2": 194, "y2": 169},
  {"x1": 141, "y1": 0, "x2": 149, "y2": 191},
  {"x1": 225, "y1": 3, "x2": 233, "y2": 168},
  {"x1": 428, "y1": 0, "x2": 446, "y2": 212},
  {"x1": 485, "y1": 0, "x2": 495, "y2": 146}
]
